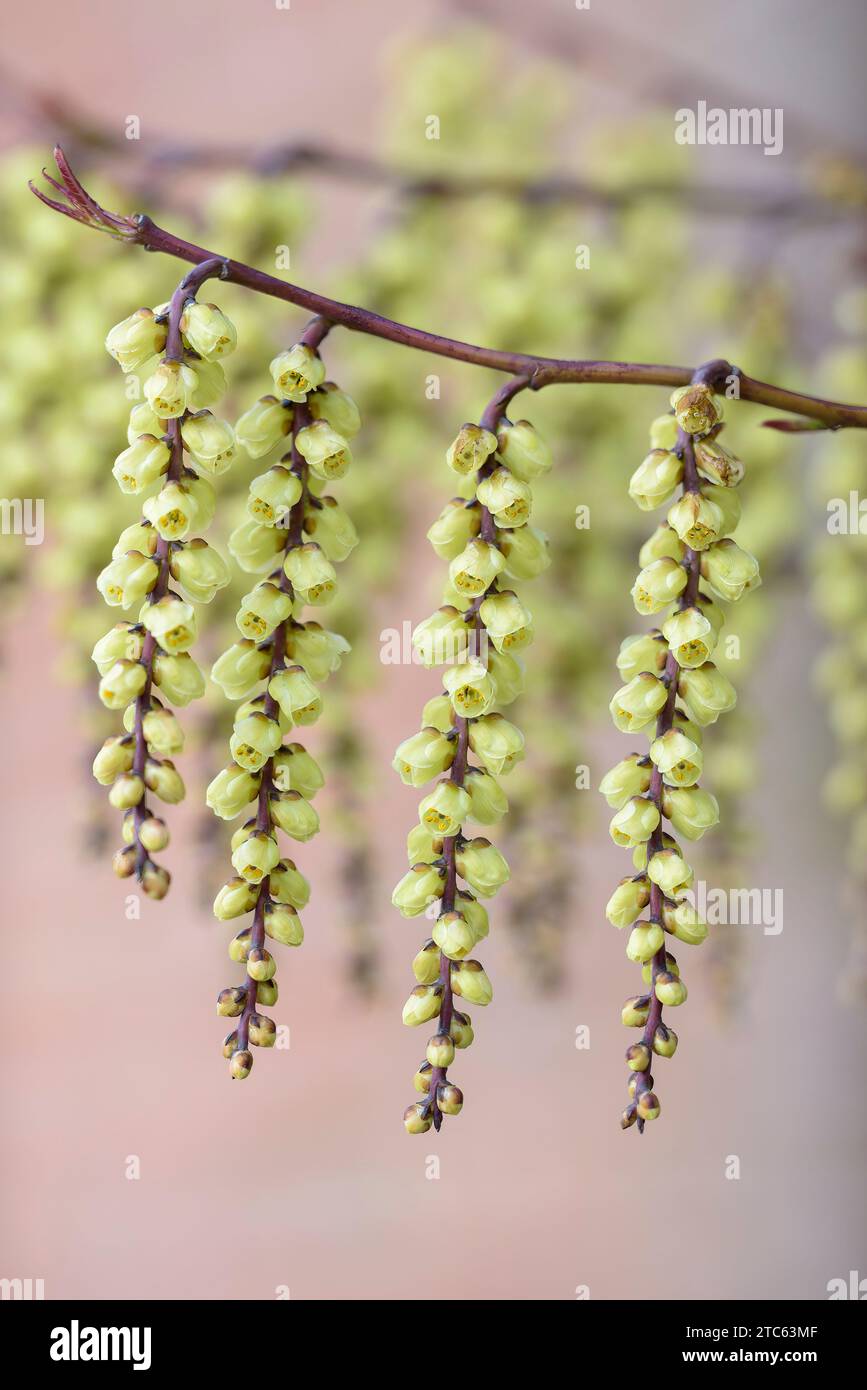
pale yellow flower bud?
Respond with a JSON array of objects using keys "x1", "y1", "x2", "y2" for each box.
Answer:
[
  {"x1": 662, "y1": 786, "x2": 720, "y2": 840},
  {"x1": 105, "y1": 307, "x2": 167, "y2": 372},
  {"x1": 427, "y1": 1033, "x2": 455, "y2": 1068},
  {"x1": 701, "y1": 539, "x2": 761, "y2": 603},
  {"x1": 285, "y1": 623, "x2": 350, "y2": 682},
  {"x1": 610, "y1": 796, "x2": 660, "y2": 848},
  {"x1": 232, "y1": 830, "x2": 280, "y2": 883},
  {"x1": 181, "y1": 411, "x2": 236, "y2": 475},
  {"x1": 631, "y1": 557, "x2": 688, "y2": 615},
  {"x1": 265, "y1": 902, "x2": 304, "y2": 947},
  {"x1": 448, "y1": 539, "x2": 505, "y2": 597},
  {"x1": 403, "y1": 1101, "x2": 433, "y2": 1134},
  {"x1": 211, "y1": 639, "x2": 272, "y2": 699},
  {"x1": 599, "y1": 754, "x2": 653, "y2": 809},
  {"x1": 661, "y1": 605, "x2": 718, "y2": 668},
  {"x1": 235, "y1": 395, "x2": 293, "y2": 458},
  {"x1": 694, "y1": 438, "x2": 744, "y2": 488},
  {"x1": 131, "y1": 704, "x2": 183, "y2": 755},
  {"x1": 467, "y1": 713, "x2": 524, "y2": 776},
  {"x1": 98, "y1": 658, "x2": 147, "y2": 710},
  {"x1": 303, "y1": 495, "x2": 358, "y2": 562},
  {"x1": 402, "y1": 984, "x2": 443, "y2": 1027},
  {"x1": 495, "y1": 419, "x2": 552, "y2": 481},
  {"x1": 109, "y1": 772, "x2": 145, "y2": 809},
  {"x1": 412, "y1": 607, "x2": 470, "y2": 667},
  {"x1": 702, "y1": 482, "x2": 741, "y2": 536},
  {"x1": 625, "y1": 1042, "x2": 651, "y2": 1072},
  {"x1": 230, "y1": 1049, "x2": 254, "y2": 1080},
  {"x1": 214, "y1": 877, "x2": 260, "y2": 920},
  {"x1": 678, "y1": 663, "x2": 737, "y2": 726},
  {"x1": 628, "y1": 450, "x2": 683, "y2": 511},
  {"x1": 246, "y1": 465, "x2": 303, "y2": 527},
  {"x1": 455, "y1": 837, "x2": 510, "y2": 897},
  {"x1": 92, "y1": 734, "x2": 135, "y2": 785},
  {"x1": 283, "y1": 542, "x2": 337, "y2": 605},
  {"x1": 170, "y1": 538, "x2": 230, "y2": 603},
  {"x1": 412, "y1": 940, "x2": 441, "y2": 984},
  {"x1": 666, "y1": 491, "x2": 725, "y2": 550},
  {"x1": 112, "y1": 522, "x2": 158, "y2": 561},
  {"x1": 228, "y1": 518, "x2": 286, "y2": 574},
  {"x1": 479, "y1": 590, "x2": 534, "y2": 653},
  {"x1": 433, "y1": 910, "x2": 476, "y2": 960},
  {"x1": 92, "y1": 624, "x2": 144, "y2": 675},
  {"x1": 487, "y1": 648, "x2": 524, "y2": 705},
  {"x1": 662, "y1": 900, "x2": 708, "y2": 946},
  {"x1": 443, "y1": 657, "x2": 496, "y2": 719},
  {"x1": 206, "y1": 764, "x2": 262, "y2": 820},
  {"x1": 97, "y1": 551, "x2": 160, "y2": 609},
  {"x1": 139, "y1": 816, "x2": 169, "y2": 853},
  {"x1": 647, "y1": 848, "x2": 693, "y2": 898},
  {"x1": 418, "y1": 780, "x2": 471, "y2": 837},
  {"x1": 652, "y1": 1024, "x2": 678, "y2": 1057},
  {"x1": 270, "y1": 791, "x2": 320, "y2": 842},
  {"x1": 649, "y1": 413, "x2": 679, "y2": 451},
  {"x1": 420, "y1": 694, "x2": 454, "y2": 734},
  {"x1": 606, "y1": 876, "x2": 651, "y2": 929},
  {"x1": 140, "y1": 595, "x2": 197, "y2": 655},
  {"x1": 609, "y1": 672, "x2": 668, "y2": 733},
  {"x1": 649, "y1": 728, "x2": 702, "y2": 786},
  {"x1": 143, "y1": 758, "x2": 185, "y2": 804},
  {"x1": 463, "y1": 767, "x2": 508, "y2": 824},
  {"x1": 144, "y1": 359, "x2": 197, "y2": 419},
  {"x1": 670, "y1": 382, "x2": 722, "y2": 434},
  {"x1": 393, "y1": 727, "x2": 456, "y2": 786},
  {"x1": 112, "y1": 435, "x2": 170, "y2": 495},
  {"x1": 638, "y1": 524, "x2": 686, "y2": 567},
  {"x1": 498, "y1": 524, "x2": 551, "y2": 580},
  {"x1": 637, "y1": 1090, "x2": 660, "y2": 1121},
  {"x1": 230, "y1": 712, "x2": 283, "y2": 772},
  {"x1": 446, "y1": 423, "x2": 497, "y2": 476},
  {"x1": 236, "y1": 581, "x2": 293, "y2": 642},
  {"x1": 621, "y1": 993, "x2": 651, "y2": 1026},
  {"x1": 270, "y1": 343, "x2": 326, "y2": 401},
  {"x1": 268, "y1": 665, "x2": 323, "y2": 726},
  {"x1": 626, "y1": 921, "x2": 665, "y2": 963},
  {"x1": 309, "y1": 381, "x2": 361, "y2": 437},
  {"x1": 450, "y1": 958, "x2": 493, "y2": 1006},
  {"x1": 616, "y1": 631, "x2": 668, "y2": 682},
  {"x1": 654, "y1": 971, "x2": 688, "y2": 1006},
  {"x1": 127, "y1": 401, "x2": 163, "y2": 444},
  {"x1": 426, "y1": 499, "x2": 481, "y2": 559},
  {"x1": 407, "y1": 823, "x2": 443, "y2": 864},
  {"x1": 272, "y1": 744, "x2": 323, "y2": 798},
  {"x1": 180, "y1": 302, "x2": 237, "y2": 360},
  {"x1": 270, "y1": 858, "x2": 310, "y2": 909},
  {"x1": 152, "y1": 652, "x2": 205, "y2": 706},
  {"x1": 246, "y1": 947, "x2": 276, "y2": 982},
  {"x1": 187, "y1": 357, "x2": 227, "y2": 410},
  {"x1": 476, "y1": 466, "x2": 532, "y2": 528},
  {"x1": 392, "y1": 863, "x2": 447, "y2": 917}
]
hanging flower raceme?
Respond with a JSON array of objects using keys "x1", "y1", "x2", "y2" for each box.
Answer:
[
  {"x1": 395, "y1": 396, "x2": 552, "y2": 1134},
  {"x1": 207, "y1": 333, "x2": 359, "y2": 1079},
  {"x1": 93, "y1": 267, "x2": 235, "y2": 898},
  {"x1": 603, "y1": 378, "x2": 760, "y2": 1129}
]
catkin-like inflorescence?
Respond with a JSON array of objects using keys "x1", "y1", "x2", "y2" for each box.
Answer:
[
  {"x1": 603, "y1": 379, "x2": 761, "y2": 1129},
  {"x1": 208, "y1": 336, "x2": 359, "y2": 1079},
  {"x1": 395, "y1": 402, "x2": 553, "y2": 1133},
  {"x1": 93, "y1": 283, "x2": 236, "y2": 897}
]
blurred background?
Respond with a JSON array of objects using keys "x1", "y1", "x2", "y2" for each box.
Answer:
[{"x1": 1, "y1": 0, "x2": 867, "y2": 1300}]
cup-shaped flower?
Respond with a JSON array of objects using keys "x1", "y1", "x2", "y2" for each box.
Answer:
[
  {"x1": 265, "y1": 902, "x2": 304, "y2": 947},
  {"x1": 294, "y1": 420, "x2": 351, "y2": 480},
  {"x1": 467, "y1": 713, "x2": 525, "y2": 776},
  {"x1": 445, "y1": 423, "x2": 498, "y2": 476},
  {"x1": 647, "y1": 848, "x2": 693, "y2": 898},
  {"x1": 498, "y1": 524, "x2": 551, "y2": 580},
  {"x1": 231, "y1": 829, "x2": 280, "y2": 883},
  {"x1": 270, "y1": 343, "x2": 326, "y2": 401},
  {"x1": 181, "y1": 411, "x2": 236, "y2": 475},
  {"x1": 609, "y1": 672, "x2": 668, "y2": 733},
  {"x1": 463, "y1": 767, "x2": 508, "y2": 824},
  {"x1": 270, "y1": 859, "x2": 311, "y2": 909},
  {"x1": 97, "y1": 551, "x2": 160, "y2": 608},
  {"x1": 616, "y1": 631, "x2": 668, "y2": 682},
  {"x1": 448, "y1": 539, "x2": 505, "y2": 598},
  {"x1": 105, "y1": 307, "x2": 167, "y2": 373},
  {"x1": 450, "y1": 959, "x2": 493, "y2": 1006},
  {"x1": 426, "y1": 498, "x2": 482, "y2": 559},
  {"x1": 235, "y1": 395, "x2": 293, "y2": 458},
  {"x1": 443, "y1": 658, "x2": 496, "y2": 719},
  {"x1": 418, "y1": 780, "x2": 471, "y2": 837},
  {"x1": 393, "y1": 727, "x2": 456, "y2": 787},
  {"x1": 98, "y1": 658, "x2": 147, "y2": 710},
  {"x1": 283, "y1": 542, "x2": 337, "y2": 605},
  {"x1": 638, "y1": 524, "x2": 686, "y2": 567},
  {"x1": 271, "y1": 744, "x2": 324, "y2": 798},
  {"x1": 169, "y1": 539, "x2": 230, "y2": 603},
  {"x1": 412, "y1": 606, "x2": 471, "y2": 667},
  {"x1": 495, "y1": 420, "x2": 553, "y2": 481},
  {"x1": 701, "y1": 539, "x2": 761, "y2": 603},
  {"x1": 610, "y1": 796, "x2": 660, "y2": 849},
  {"x1": 476, "y1": 466, "x2": 532, "y2": 528},
  {"x1": 662, "y1": 899, "x2": 709, "y2": 946},
  {"x1": 303, "y1": 497, "x2": 359, "y2": 563},
  {"x1": 649, "y1": 728, "x2": 702, "y2": 786},
  {"x1": 631, "y1": 557, "x2": 688, "y2": 615},
  {"x1": 599, "y1": 754, "x2": 653, "y2": 809},
  {"x1": 207, "y1": 764, "x2": 262, "y2": 820},
  {"x1": 605, "y1": 876, "x2": 651, "y2": 929},
  {"x1": 211, "y1": 640, "x2": 273, "y2": 699},
  {"x1": 92, "y1": 623, "x2": 145, "y2": 675},
  {"x1": 402, "y1": 984, "x2": 443, "y2": 1027},
  {"x1": 144, "y1": 359, "x2": 197, "y2": 419},
  {"x1": 392, "y1": 863, "x2": 446, "y2": 917},
  {"x1": 246, "y1": 465, "x2": 303, "y2": 526},
  {"x1": 662, "y1": 786, "x2": 720, "y2": 841},
  {"x1": 141, "y1": 594, "x2": 197, "y2": 654},
  {"x1": 455, "y1": 838, "x2": 510, "y2": 897},
  {"x1": 180, "y1": 302, "x2": 237, "y2": 360},
  {"x1": 694, "y1": 438, "x2": 744, "y2": 488},
  {"x1": 666, "y1": 491, "x2": 725, "y2": 550},
  {"x1": 230, "y1": 712, "x2": 283, "y2": 772},
  {"x1": 479, "y1": 590, "x2": 534, "y2": 653},
  {"x1": 112, "y1": 435, "x2": 170, "y2": 494},
  {"x1": 92, "y1": 735, "x2": 135, "y2": 785},
  {"x1": 270, "y1": 791, "x2": 320, "y2": 842},
  {"x1": 628, "y1": 449, "x2": 684, "y2": 510},
  {"x1": 268, "y1": 665, "x2": 323, "y2": 726},
  {"x1": 433, "y1": 910, "x2": 476, "y2": 960},
  {"x1": 309, "y1": 381, "x2": 361, "y2": 438},
  {"x1": 678, "y1": 663, "x2": 737, "y2": 726},
  {"x1": 152, "y1": 652, "x2": 206, "y2": 706},
  {"x1": 626, "y1": 921, "x2": 665, "y2": 963},
  {"x1": 236, "y1": 581, "x2": 294, "y2": 642},
  {"x1": 214, "y1": 877, "x2": 260, "y2": 920},
  {"x1": 228, "y1": 518, "x2": 286, "y2": 574},
  {"x1": 662, "y1": 605, "x2": 718, "y2": 668}
]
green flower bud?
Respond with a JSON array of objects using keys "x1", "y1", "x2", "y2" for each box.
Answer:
[
  {"x1": 112, "y1": 435, "x2": 170, "y2": 495},
  {"x1": 392, "y1": 863, "x2": 447, "y2": 918},
  {"x1": 92, "y1": 734, "x2": 135, "y2": 785},
  {"x1": 180, "y1": 302, "x2": 237, "y2": 360},
  {"x1": 647, "y1": 848, "x2": 693, "y2": 898},
  {"x1": 270, "y1": 791, "x2": 320, "y2": 842},
  {"x1": 446, "y1": 423, "x2": 497, "y2": 476},
  {"x1": 616, "y1": 631, "x2": 668, "y2": 682},
  {"x1": 270, "y1": 343, "x2": 326, "y2": 401},
  {"x1": 479, "y1": 590, "x2": 534, "y2": 653},
  {"x1": 649, "y1": 728, "x2": 702, "y2": 787},
  {"x1": 247, "y1": 465, "x2": 303, "y2": 527},
  {"x1": 257, "y1": 978, "x2": 279, "y2": 1007},
  {"x1": 609, "y1": 672, "x2": 668, "y2": 732},
  {"x1": 626, "y1": 921, "x2": 665, "y2": 963},
  {"x1": 433, "y1": 910, "x2": 476, "y2": 960},
  {"x1": 662, "y1": 605, "x2": 718, "y2": 668},
  {"x1": 498, "y1": 524, "x2": 551, "y2": 580},
  {"x1": 662, "y1": 786, "x2": 720, "y2": 840},
  {"x1": 214, "y1": 876, "x2": 259, "y2": 920},
  {"x1": 621, "y1": 1104, "x2": 639, "y2": 1129},
  {"x1": 236, "y1": 581, "x2": 294, "y2": 642},
  {"x1": 231, "y1": 829, "x2": 280, "y2": 883},
  {"x1": 283, "y1": 542, "x2": 337, "y2": 605},
  {"x1": 450, "y1": 958, "x2": 493, "y2": 1006},
  {"x1": 303, "y1": 496, "x2": 358, "y2": 562},
  {"x1": 285, "y1": 623, "x2": 350, "y2": 682},
  {"x1": 206, "y1": 764, "x2": 261, "y2": 820},
  {"x1": 140, "y1": 481, "x2": 197, "y2": 541},
  {"x1": 610, "y1": 796, "x2": 660, "y2": 848},
  {"x1": 144, "y1": 359, "x2": 197, "y2": 419},
  {"x1": 309, "y1": 381, "x2": 361, "y2": 438},
  {"x1": 97, "y1": 551, "x2": 160, "y2": 609},
  {"x1": 270, "y1": 859, "x2": 310, "y2": 909},
  {"x1": 476, "y1": 466, "x2": 532, "y2": 528},
  {"x1": 248, "y1": 1013, "x2": 276, "y2": 1048},
  {"x1": 670, "y1": 382, "x2": 722, "y2": 434},
  {"x1": 455, "y1": 837, "x2": 510, "y2": 897},
  {"x1": 631, "y1": 557, "x2": 688, "y2": 615},
  {"x1": 652, "y1": 1023, "x2": 678, "y2": 1057},
  {"x1": 599, "y1": 754, "x2": 653, "y2": 810},
  {"x1": 678, "y1": 663, "x2": 737, "y2": 726},
  {"x1": 662, "y1": 899, "x2": 708, "y2": 946},
  {"x1": 211, "y1": 640, "x2": 273, "y2": 700},
  {"x1": 235, "y1": 395, "x2": 292, "y2": 458},
  {"x1": 667, "y1": 491, "x2": 725, "y2": 550},
  {"x1": 694, "y1": 438, "x2": 744, "y2": 488},
  {"x1": 450, "y1": 1009, "x2": 474, "y2": 1049},
  {"x1": 152, "y1": 652, "x2": 205, "y2": 706},
  {"x1": 412, "y1": 607, "x2": 471, "y2": 667},
  {"x1": 606, "y1": 876, "x2": 651, "y2": 929},
  {"x1": 295, "y1": 420, "x2": 351, "y2": 480},
  {"x1": 230, "y1": 1049, "x2": 254, "y2": 1080},
  {"x1": 437, "y1": 1083, "x2": 463, "y2": 1116},
  {"x1": 143, "y1": 758, "x2": 185, "y2": 804},
  {"x1": 113, "y1": 844, "x2": 137, "y2": 878},
  {"x1": 654, "y1": 971, "x2": 688, "y2": 1006},
  {"x1": 393, "y1": 727, "x2": 456, "y2": 786},
  {"x1": 649, "y1": 413, "x2": 679, "y2": 451},
  {"x1": 639, "y1": 524, "x2": 686, "y2": 567},
  {"x1": 138, "y1": 816, "x2": 169, "y2": 852},
  {"x1": 467, "y1": 713, "x2": 524, "y2": 776},
  {"x1": 636, "y1": 1090, "x2": 660, "y2": 1120},
  {"x1": 109, "y1": 772, "x2": 145, "y2": 809},
  {"x1": 230, "y1": 712, "x2": 283, "y2": 772},
  {"x1": 701, "y1": 539, "x2": 761, "y2": 603},
  {"x1": 247, "y1": 947, "x2": 276, "y2": 982},
  {"x1": 463, "y1": 767, "x2": 508, "y2": 824},
  {"x1": 404, "y1": 1101, "x2": 433, "y2": 1134},
  {"x1": 448, "y1": 539, "x2": 505, "y2": 597},
  {"x1": 626, "y1": 1042, "x2": 652, "y2": 1072},
  {"x1": 264, "y1": 903, "x2": 304, "y2": 947},
  {"x1": 169, "y1": 538, "x2": 230, "y2": 603},
  {"x1": 106, "y1": 307, "x2": 168, "y2": 372},
  {"x1": 141, "y1": 861, "x2": 171, "y2": 900},
  {"x1": 402, "y1": 983, "x2": 443, "y2": 1026},
  {"x1": 487, "y1": 648, "x2": 524, "y2": 706},
  {"x1": 427, "y1": 499, "x2": 481, "y2": 559},
  {"x1": 228, "y1": 518, "x2": 286, "y2": 574},
  {"x1": 418, "y1": 780, "x2": 471, "y2": 837},
  {"x1": 621, "y1": 993, "x2": 652, "y2": 1027},
  {"x1": 98, "y1": 658, "x2": 147, "y2": 710},
  {"x1": 272, "y1": 744, "x2": 324, "y2": 798},
  {"x1": 495, "y1": 420, "x2": 552, "y2": 481},
  {"x1": 443, "y1": 657, "x2": 496, "y2": 719},
  {"x1": 412, "y1": 940, "x2": 442, "y2": 985},
  {"x1": 268, "y1": 665, "x2": 323, "y2": 726},
  {"x1": 628, "y1": 450, "x2": 683, "y2": 510},
  {"x1": 141, "y1": 595, "x2": 197, "y2": 655},
  {"x1": 426, "y1": 1033, "x2": 455, "y2": 1068},
  {"x1": 181, "y1": 411, "x2": 236, "y2": 475}
]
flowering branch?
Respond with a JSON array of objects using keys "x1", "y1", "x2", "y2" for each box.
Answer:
[{"x1": 29, "y1": 150, "x2": 867, "y2": 431}]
